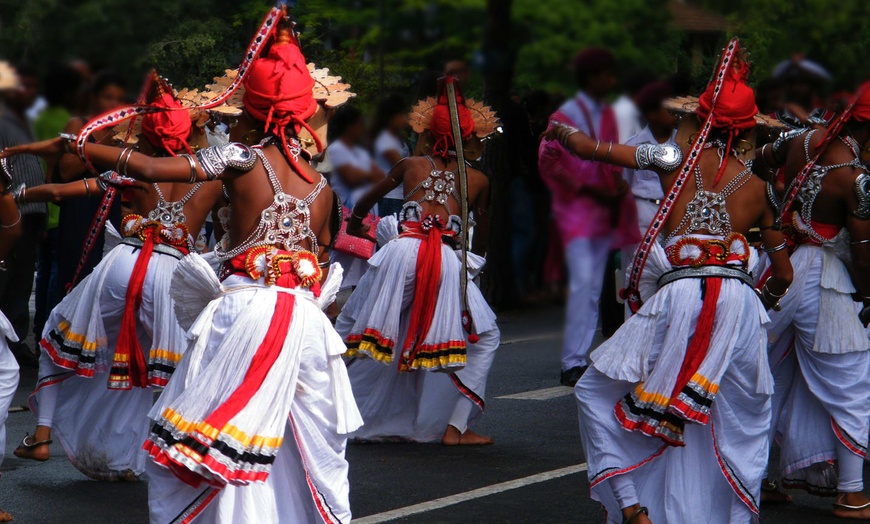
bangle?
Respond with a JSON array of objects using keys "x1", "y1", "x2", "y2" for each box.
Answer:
[
  {"x1": 351, "y1": 210, "x2": 367, "y2": 221},
  {"x1": 181, "y1": 154, "x2": 198, "y2": 183},
  {"x1": 592, "y1": 140, "x2": 602, "y2": 161},
  {"x1": 83, "y1": 178, "x2": 90, "y2": 197},
  {"x1": 0, "y1": 208, "x2": 21, "y2": 229},
  {"x1": 120, "y1": 148, "x2": 134, "y2": 177},
  {"x1": 59, "y1": 133, "x2": 77, "y2": 152},
  {"x1": 114, "y1": 147, "x2": 133, "y2": 176},
  {"x1": 851, "y1": 238, "x2": 870, "y2": 245},
  {"x1": 605, "y1": 142, "x2": 613, "y2": 163},
  {"x1": 763, "y1": 281, "x2": 789, "y2": 298},
  {"x1": 762, "y1": 240, "x2": 787, "y2": 254}
]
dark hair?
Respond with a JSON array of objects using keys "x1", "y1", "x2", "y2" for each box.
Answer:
[
  {"x1": 90, "y1": 70, "x2": 127, "y2": 98},
  {"x1": 622, "y1": 70, "x2": 654, "y2": 96},
  {"x1": 328, "y1": 105, "x2": 363, "y2": 143},
  {"x1": 573, "y1": 48, "x2": 616, "y2": 88},
  {"x1": 44, "y1": 64, "x2": 84, "y2": 108},
  {"x1": 373, "y1": 94, "x2": 407, "y2": 134}
]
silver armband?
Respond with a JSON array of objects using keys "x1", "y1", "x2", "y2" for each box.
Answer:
[
  {"x1": 635, "y1": 143, "x2": 683, "y2": 172},
  {"x1": 853, "y1": 172, "x2": 870, "y2": 220},
  {"x1": 195, "y1": 143, "x2": 257, "y2": 181},
  {"x1": 765, "y1": 183, "x2": 782, "y2": 230}
]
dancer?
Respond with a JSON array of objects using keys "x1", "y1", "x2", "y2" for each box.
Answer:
[
  {"x1": 6, "y1": 77, "x2": 222, "y2": 480},
  {"x1": 753, "y1": 82, "x2": 870, "y2": 518},
  {"x1": 337, "y1": 79, "x2": 501, "y2": 445},
  {"x1": 549, "y1": 40, "x2": 793, "y2": 523}
]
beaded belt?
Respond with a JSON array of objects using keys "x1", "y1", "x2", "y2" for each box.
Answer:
[
  {"x1": 121, "y1": 236, "x2": 185, "y2": 260},
  {"x1": 657, "y1": 265, "x2": 753, "y2": 290}
]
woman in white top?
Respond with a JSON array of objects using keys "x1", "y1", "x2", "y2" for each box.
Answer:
[
  {"x1": 327, "y1": 106, "x2": 385, "y2": 288},
  {"x1": 372, "y1": 94, "x2": 410, "y2": 217}
]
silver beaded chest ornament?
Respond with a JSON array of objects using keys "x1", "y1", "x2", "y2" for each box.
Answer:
[
  {"x1": 625, "y1": 37, "x2": 741, "y2": 314},
  {"x1": 214, "y1": 148, "x2": 325, "y2": 261},
  {"x1": 665, "y1": 162, "x2": 751, "y2": 242}
]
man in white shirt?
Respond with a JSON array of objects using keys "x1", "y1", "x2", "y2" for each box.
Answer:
[
  {"x1": 373, "y1": 94, "x2": 410, "y2": 217},
  {"x1": 620, "y1": 81, "x2": 678, "y2": 279}
]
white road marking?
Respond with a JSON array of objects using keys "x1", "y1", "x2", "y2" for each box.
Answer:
[
  {"x1": 354, "y1": 463, "x2": 588, "y2": 524},
  {"x1": 499, "y1": 330, "x2": 561, "y2": 347},
  {"x1": 496, "y1": 386, "x2": 574, "y2": 401}
]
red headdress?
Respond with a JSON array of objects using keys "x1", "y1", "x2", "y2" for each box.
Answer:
[
  {"x1": 243, "y1": 23, "x2": 320, "y2": 182},
  {"x1": 140, "y1": 92, "x2": 193, "y2": 156},
  {"x1": 696, "y1": 52, "x2": 758, "y2": 184},
  {"x1": 429, "y1": 77, "x2": 475, "y2": 157},
  {"x1": 846, "y1": 81, "x2": 870, "y2": 123}
]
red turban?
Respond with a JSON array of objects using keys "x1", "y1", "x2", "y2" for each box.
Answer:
[
  {"x1": 140, "y1": 93, "x2": 192, "y2": 156},
  {"x1": 430, "y1": 78, "x2": 474, "y2": 157},
  {"x1": 696, "y1": 61, "x2": 758, "y2": 133},
  {"x1": 696, "y1": 57, "x2": 758, "y2": 184},
  {"x1": 848, "y1": 81, "x2": 870, "y2": 123},
  {"x1": 243, "y1": 37, "x2": 319, "y2": 181}
]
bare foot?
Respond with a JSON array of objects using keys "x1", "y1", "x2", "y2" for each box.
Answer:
[
  {"x1": 834, "y1": 492, "x2": 870, "y2": 519},
  {"x1": 0, "y1": 508, "x2": 11, "y2": 522},
  {"x1": 621, "y1": 504, "x2": 652, "y2": 524},
  {"x1": 441, "y1": 425, "x2": 494, "y2": 446},
  {"x1": 761, "y1": 479, "x2": 793, "y2": 505},
  {"x1": 13, "y1": 426, "x2": 51, "y2": 462}
]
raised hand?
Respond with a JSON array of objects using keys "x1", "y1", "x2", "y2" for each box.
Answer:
[{"x1": 96, "y1": 170, "x2": 141, "y2": 191}]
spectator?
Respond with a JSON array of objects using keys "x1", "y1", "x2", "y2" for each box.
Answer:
[
  {"x1": 538, "y1": 48, "x2": 640, "y2": 387},
  {"x1": 32, "y1": 64, "x2": 84, "y2": 340},
  {"x1": 0, "y1": 64, "x2": 47, "y2": 366},
  {"x1": 612, "y1": 69, "x2": 653, "y2": 144},
  {"x1": 327, "y1": 105, "x2": 385, "y2": 289},
  {"x1": 372, "y1": 94, "x2": 410, "y2": 217},
  {"x1": 55, "y1": 70, "x2": 126, "y2": 295}
]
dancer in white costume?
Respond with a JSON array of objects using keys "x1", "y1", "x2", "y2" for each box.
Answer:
[
  {"x1": 3, "y1": 13, "x2": 363, "y2": 523},
  {"x1": 0, "y1": 63, "x2": 24, "y2": 519},
  {"x1": 337, "y1": 79, "x2": 501, "y2": 445},
  {"x1": 5, "y1": 78, "x2": 222, "y2": 480},
  {"x1": 752, "y1": 82, "x2": 870, "y2": 518},
  {"x1": 548, "y1": 40, "x2": 794, "y2": 523}
]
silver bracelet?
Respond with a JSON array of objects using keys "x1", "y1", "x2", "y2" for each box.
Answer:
[
  {"x1": 120, "y1": 148, "x2": 135, "y2": 177},
  {"x1": 11, "y1": 183, "x2": 25, "y2": 205},
  {"x1": 762, "y1": 240, "x2": 787, "y2": 254},
  {"x1": 180, "y1": 154, "x2": 198, "y2": 184},
  {"x1": 196, "y1": 143, "x2": 257, "y2": 181},
  {"x1": 605, "y1": 142, "x2": 613, "y2": 163},
  {"x1": 0, "y1": 208, "x2": 21, "y2": 229},
  {"x1": 851, "y1": 238, "x2": 870, "y2": 245},
  {"x1": 634, "y1": 143, "x2": 684, "y2": 172},
  {"x1": 114, "y1": 147, "x2": 133, "y2": 175},
  {"x1": 591, "y1": 140, "x2": 602, "y2": 161},
  {"x1": 551, "y1": 122, "x2": 580, "y2": 149}
]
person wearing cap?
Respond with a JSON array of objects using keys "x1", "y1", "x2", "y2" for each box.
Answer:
[
  {"x1": 337, "y1": 78, "x2": 500, "y2": 446},
  {"x1": 771, "y1": 55, "x2": 834, "y2": 130},
  {"x1": 753, "y1": 83, "x2": 870, "y2": 518},
  {"x1": 547, "y1": 41, "x2": 793, "y2": 523},
  {"x1": 539, "y1": 47, "x2": 640, "y2": 387},
  {"x1": 620, "y1": 81, "x2": 678, "y2": 282},
  {"x1": 5, "y1": 78, "x2": 223, "y2": 483}
]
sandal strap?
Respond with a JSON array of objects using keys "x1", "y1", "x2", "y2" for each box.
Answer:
[
  {"x1": 623, "y1": 506, "x2": 649, "y2": 524},
  {"x1": 834, "y1": 500, "x2": 870, "y2": 511}
]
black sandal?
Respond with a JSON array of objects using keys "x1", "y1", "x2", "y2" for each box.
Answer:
[
  {"x1": 13, "y1": 434, "x2": 52, "y2": 461},
  {"x1": 623, "y1": 506, "x2": 649, "y2": 524}
]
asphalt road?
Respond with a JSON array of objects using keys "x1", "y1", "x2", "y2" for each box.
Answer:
[{"x1": 0, "y1": 305, "x2": 861, "y2": 523}]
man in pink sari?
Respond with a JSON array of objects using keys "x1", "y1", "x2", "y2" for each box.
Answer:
[{"x1": 539, "y1": 48, "x2": 640, "y2": 386}]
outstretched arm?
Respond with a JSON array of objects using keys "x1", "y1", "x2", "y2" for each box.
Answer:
[
  {"x1": 14, "y1": 178, "x2": 107, "y2": 204},
  {"x1": 544, "y1": 122, "x2": 683, "y2": 176},
  {"x1": 0, "y1": 137, "x2": 210, "y2": 183},
  {"x1": 346, "y1": 159, "x2": 406, "y2": 239}
]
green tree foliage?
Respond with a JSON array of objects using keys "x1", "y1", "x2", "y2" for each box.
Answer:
[{"x1": 701, "y1": 0, "x2": 870, "y2": 90}]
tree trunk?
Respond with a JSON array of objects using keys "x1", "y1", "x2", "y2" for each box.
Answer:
[{"x1": 480, "y1": 0, "x2": 517, "y2": 309}]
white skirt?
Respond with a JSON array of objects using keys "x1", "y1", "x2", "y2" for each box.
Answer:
[
  {"x1": 145, "y1": 254, "x2": 362, "y2": 523},
  {"x1": 336, "y1": 233, "x2": 499, "y2": 442},
  {"x1": 577, "y1": 240, "x2": 771, "y2": 522},
  {"x1": 766, "y1": 243, "x2": 870, "y2": 491},
  {"x1": 31, "y1": 237, "x2": 187, "y2": 479}
]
